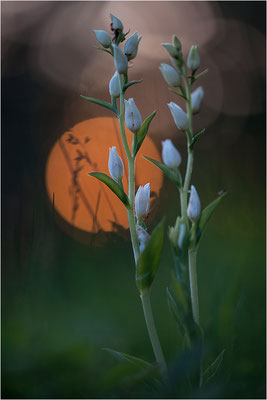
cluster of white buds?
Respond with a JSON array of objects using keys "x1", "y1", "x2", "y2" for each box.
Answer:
[
  {"x1": 108, "y1": 146, "x2": 124, "y2": 181},
  {"x1": 136, "y1": 225, "x2": 151, "y2": 252},
  {"x1": 187, "y1": 185, "x2": 201, "y2": 222},
  {"x1": 168, "y1": 102, "x2": 189, "y2": 131},
  {"x1": 135, "y1": 183, "x2": 150, "y2": 220},
  {"x1": 124, "y1": 98, "x2": 142, "y2": 133},
  {"x1": 159, "y1": 63, "x2": 180, "y2": 87},
  {"x1": 161, "y1": 139, "x2": 181, "y2": 168}
]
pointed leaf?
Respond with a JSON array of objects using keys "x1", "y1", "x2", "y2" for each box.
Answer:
[
  {"x1": 169, "y1": 88, "x2": 187, "y2": 101},
  {"x1": 144, "y1": 156, "x2": 182, "y2": 188},
  {"x1": 80, "y1": 95, "x2": 118, "y2": 115},
  {"x1": 166, "y1": 288, "x2": 187, "y2": 337},
  {"x1": 89, "y1": 172, "x2": 129, "y2": 208},
  {"x1": 190, "y1": 128, "x2": 206, "y2": 150},
  {"x1": 103, "y1": 348, "x2": 153, "y2": 369},
  {"x1": 93, "y1": 45, "x2": 113, "y2": 55},
  {"x1": 195, "y1": 191, "x2": 227, "y2": 244},
  {"x1": 123, "y1": 80, "x2": 143, "y2": 92},
  {"x1": 133, "y1": 111, "x2": 157, "y2": 157},
  {"x1": 136, "y1": 218, "x2": 165, "y2": 292},
  {"x1": 203, "y1": 349, "x2": 225, "y2": 384}
]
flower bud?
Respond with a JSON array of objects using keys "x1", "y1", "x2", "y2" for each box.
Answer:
[
  {"x1": 136, "y1": 225, "x2": 150, "y2": 252},
  {"x1": 161, "y1": 139, "x2": 182, "y2": 168},
  {"x1": 112, "y1": 44, "x2": 128, "y2": 74},
  {"x1": 109, "y1": 71, "x2": 120, "y2": 98},
  {"x1": 173, "y1": 35, "x2": 182, "y2": 50},
  {"x1": 168, "y1": 102, "x2": 189, "y2": 131},
  {"x1": 162, "y1": 43, "x2": 180, "y2": 58},
  {"x1": 93, "y1": 30, "x2": 111, "y2": 48},
  {"x1": 123, "y1": 32, "x2": 142, "y2": 60},
  {"x1": 187, "y1": 45, "x2": 200, "y2": 71},
  {"x1": 108, "y1": 146, "x2": 124, "y2": 181},
  {"x1": 187, "y1": 185, "x2": 201, "y2": 222},
  {"x1": 124, "y1": 98, "x2": 142, "y2": 133},
  {"x1": 191, "y1": 86, "x2": 204, "y2": 114},
  {"x1": 110, "y1": 13, "x2": 123, "y2": 32},
  {"x1": 135, "y1": 183, "x2": 150, "y2": 220},
  {"x1": 159, "y1": 63, "x2": 180, "y2": 87}
]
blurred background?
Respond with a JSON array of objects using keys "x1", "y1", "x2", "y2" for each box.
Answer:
[{"x1": 2, "y1": 1, "x2": 265, "y2": 398}]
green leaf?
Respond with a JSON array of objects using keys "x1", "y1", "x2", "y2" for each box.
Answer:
[
  {"x1": 166, "y1": 287, "x2": 187, "y2": 337},
  {"x1": 203, "y1": 349, "x2": 225, "y2": 384},
  {"x1": 89, "y1": 172, "x2": 130, "y2": 208},
  {"x1": 143, "y1": 156, "x2": 182, "y2": 188},
  {"x1": 136, "y1": 218, "x2": 165, "y2": 292},
  {"x1": 123, "y1": 80, "x2": 143, "y2": 92},
  {"x1": 194, "y1": 68, "x2": 209, "y2": 81},
  {"x1": 190, "y1": 128, "x2": 206, "y2": 150},
  {"x1": 133, "y1": 111, "x2": 157, "y2": 157},
  {"x1": 169, "y1": 88, "x2": 187, "y2": 101},
  {"x1": 195, "y1": 191, "x2": 227, "y2": 244},
  {"x1": 103, "y1": 348, "x2": 153, "y2": 369},
  {"x1": 93, "y1": 45, "x2": 113, "y2": 55},
  {"x1": 80, "y1": 95, "x2": 118, "y2": 116}
]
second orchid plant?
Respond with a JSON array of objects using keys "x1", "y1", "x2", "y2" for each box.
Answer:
[{"x1": 82, "y1": 13, "x2": 226, "y2": 395}]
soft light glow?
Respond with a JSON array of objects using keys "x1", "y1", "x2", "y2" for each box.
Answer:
[{"x1": 46, "y1": 117, "x2": 163, "y2": 233}]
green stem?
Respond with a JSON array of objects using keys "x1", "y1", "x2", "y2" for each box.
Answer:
[
  {"x1": 118, "y1": 74, "x2": 168, "y2": 386},
  {"x1": 188, "y1": 248, "x2": 200, "y2": 325},
  {"x1": 118, "y1": 74, "x2": 140, "y2": 264},
  {"x1": 140, "y1": 291, "x2": 170, "y2": 386}
]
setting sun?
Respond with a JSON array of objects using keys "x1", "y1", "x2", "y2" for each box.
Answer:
[{"x1": 46, "y1": 117, "x2": 163, "y2": 233}]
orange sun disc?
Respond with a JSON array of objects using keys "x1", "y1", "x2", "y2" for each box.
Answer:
[{"x1": 45, "y1": 117, "x2": 163, "y2": 233}]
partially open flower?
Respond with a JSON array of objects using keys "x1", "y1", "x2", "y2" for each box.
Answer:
[
  {"x1": 159, "y1": 63, "x2": 180, "y2": 87},
  {"x1": 187, "y1": 185, "x2": 201, "y2": 222},
  {"x1": 112, "y1": 44, "x2": 128, "y2": 74},
  {"x1": 162, "y1": 139, "x2": 182, "y2": 168},
  {"x1": 136, "y1": 225, "x2": 150, "y2": 252},
  {"x1": 108, "y1": 146, "x2": 124, "y2": 181},
  {"x1": 124, "y1": 98, "x2": 142, "y2": 133},
  {"x1": 109, "y1": 71, "x2": 120, "y2": 98},
  {"x1": 135, "y1": 183, "x2": 150, "y2": 220},
  {"x1": 123, "y1": 32, "x2": 142, "y2": 60},
  {"x1": 168, "y1": 102, "x2": 189, "y2": 131},
  {"x1": 187, "y1": 45, "x2": 200, "y2": 71},
  {"x1": 93, "y1": 30, "x2": 111, "y2": 48},
  {"x1": 191, "y1": 87, "x2": 204, "y2": 114}
]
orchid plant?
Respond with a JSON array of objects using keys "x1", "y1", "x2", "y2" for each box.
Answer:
[{"x1": 81, "y1": 13, "x2": 226, "y2": 396}]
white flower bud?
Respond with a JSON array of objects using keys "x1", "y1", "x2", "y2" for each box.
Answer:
[
  {"x1": 187, "y1": 185, "x2": 201, "y2": 222},
  {"x1": 161, "y1": 139, "x2": 182, "y2": 168},
  {"x1": 187, "y1": 45, "x2": 200, "y2": 71},
  {"x1": 109, "y1": 71, "x2": 120, "y2": 98},
  {"x1": 168, "y1": 102, "x2": 189, "y2": 131},
  {"x1": 110, "y1": 13, "x2": 123, "y2": 32},
  {"x1": 108, "y1": 146, "x2": 124, "y2": 181},
  {"x1": 112, "y1": 44, "x2": 128, "y2": 74},
  {"x1": 191, "y1": 86, "x2": 204, "y2": 114},
  {"x1": 123, "y1": 32, "x2": 142, "y2": 60},
  {"x1": 159, "y1": 63, "x2": 180, "y2": 87},
  {"x1": 124, "y1": 98, "x2": 142, "y2": 133},
  {"x1": 135, "y1": 183, "x2": 150, "y2": 220},
  {"x1": 162, "y1": 43, "x2": 179, "y2": 58},
  {"x1": 136, "y1": 225, "x2": 150, "y2": 252},
  {"x1": 93, "y1": 30, "x2": 111, "y2": 48}
]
